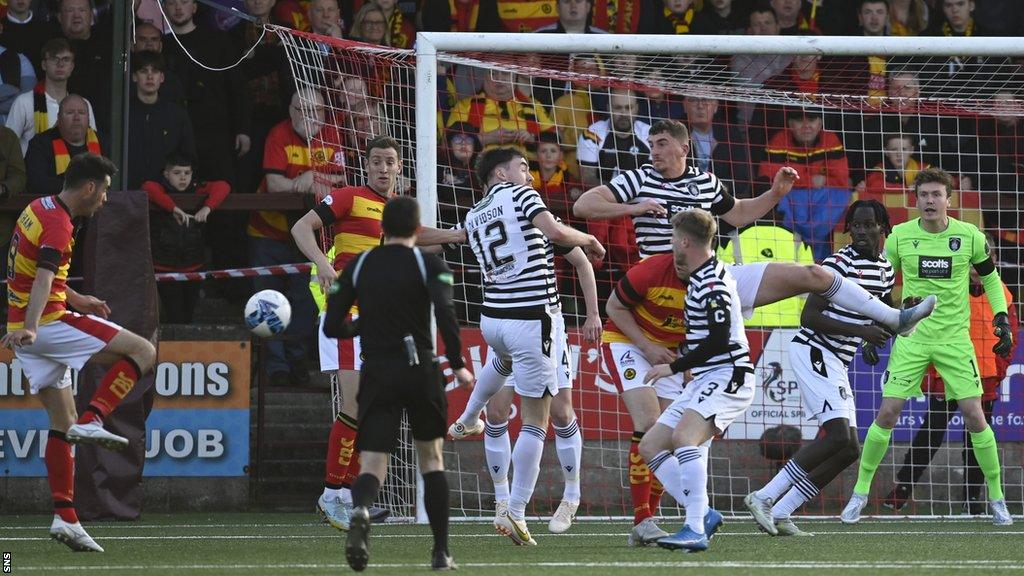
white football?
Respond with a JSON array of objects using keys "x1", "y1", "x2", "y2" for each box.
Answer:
[{"x1": 244, "y1": 289, "x2": 292, "y2": 337}]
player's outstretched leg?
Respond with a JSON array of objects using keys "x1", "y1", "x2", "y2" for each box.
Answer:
[
  {"x1": 70, "y1": 330, "x2": 156, "y2": 450},
  {"x1": 549, "y1": 392, "x2": 582, "y2": 534},
  {"x1": 449, "y1": 354, "x2": 510, "y2": 439},
  {"x1": 755, "y1": 264, "x2": 936, "y2": 336}
]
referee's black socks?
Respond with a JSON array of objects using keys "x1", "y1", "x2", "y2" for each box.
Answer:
[
  {"x1": 422, "y1": 470, "x2": 450, "y2": 554},
  {"x1": 351, "y1": 474, "x2": 380, "y2": 510}
]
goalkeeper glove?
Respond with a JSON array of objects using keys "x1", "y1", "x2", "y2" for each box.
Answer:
[
  {"x1": 993, "y1": 312, "x2": 1013, "y2": 358},
  {"x1": 862, "y1": 342, "x2": 880, "y2": 366}
]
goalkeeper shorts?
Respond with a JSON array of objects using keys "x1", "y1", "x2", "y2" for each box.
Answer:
[{"x1": 883, "y1": 335, "x2": 982, "y2": 401}]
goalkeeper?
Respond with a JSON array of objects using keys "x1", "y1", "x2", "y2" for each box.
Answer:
[{"x1": 841, "y1": 168, "x2": 1014, "y2": 526}]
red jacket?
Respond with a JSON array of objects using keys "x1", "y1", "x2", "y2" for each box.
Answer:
[{"x1": 758, "y1": 128, "x2": 850, "y2": 189}]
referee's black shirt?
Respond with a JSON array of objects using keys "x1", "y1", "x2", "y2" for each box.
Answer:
[{"x1": 323, "y1": 244, "x2": 466, "y2": 369}]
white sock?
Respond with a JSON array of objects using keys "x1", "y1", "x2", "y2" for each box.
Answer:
[
  {"x1": 508, "y1": 424, "x2": 546, "y2": 520},
  {"x1": 675, "y1": 447, "x2": 708, "y2": 535},
  {"x1": 821, "y1": 272, "x2": 899, "y2": 328},
  {"x1": 323, "y1": 487, "x2": 342, "y2": 501},
  {"x1": 553, "y1": 419, "x2": 582, "y2": 502},
  {"x1": 493, "y1": 480, "x2": 510, "y2": 502},
  {"x1": 647, "y1": 450, "x2": 688, "y2": 504},
  {"x1": 757, "y1": 457, "x2": 802, "y2": 502},
  {"x1": 698, "y1": 438, "x2": 711, "y2": 475},
  {"x1": 484, "y1": 420, "x2": 511, "y2": 493},
  {"x1": 460, "y1": 355, "x2": 511, "y2": 425},
  {"x1": 773, "y1": 482, "x2": 819, "y2": 519}
]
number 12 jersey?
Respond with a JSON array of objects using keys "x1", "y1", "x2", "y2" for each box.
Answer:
[{"x1": 465, "y1": 182, "x2": 560, "y2": 316}]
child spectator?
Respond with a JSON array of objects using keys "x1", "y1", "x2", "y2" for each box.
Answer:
[{"x1": 143, "y1": 154, "x2": 230, "y2": 323}]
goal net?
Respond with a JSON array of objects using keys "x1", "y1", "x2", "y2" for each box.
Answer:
[{"x1": 274, "y1": 28, "x2": 1023, "y2": 521}]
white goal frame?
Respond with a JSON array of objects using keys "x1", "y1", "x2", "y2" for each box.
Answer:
[{"x1": 414, "y1": 33, "x2": 1024, "y2": 223}]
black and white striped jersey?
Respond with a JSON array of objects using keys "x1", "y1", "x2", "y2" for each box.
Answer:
[
  {"x1": 683, "y1": 255, "x2": 752, "y2": 375},
  {"x1": 464, "y1": 182, "x2": 559, "y2": 316},
  {"x1": 793, "y1": 245, "x2": 894, "y2": 365},
  {"x1": 607, "y1": 164, "x2": 736, "y2": 258}
]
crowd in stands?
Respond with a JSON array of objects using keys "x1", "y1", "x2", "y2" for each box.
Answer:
[{"x1": 0, "y1": 0, "x2": 1019, "y2": 379}]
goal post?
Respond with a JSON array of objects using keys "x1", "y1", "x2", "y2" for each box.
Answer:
[{"x1": 275, "y1": 26, "x2": 1024, "y2": 521}]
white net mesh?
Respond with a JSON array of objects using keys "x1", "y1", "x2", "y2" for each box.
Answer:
[{"x1": 276, "y1": 27, "x2": 1023, "y2": 520}]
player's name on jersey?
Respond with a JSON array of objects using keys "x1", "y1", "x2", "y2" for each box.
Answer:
[{"x1": 467, "y1": 202, "x2": 505, "y2": 228}]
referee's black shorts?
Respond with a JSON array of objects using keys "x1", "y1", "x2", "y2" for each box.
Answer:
[{"x1": 355, "y1": 356, "x2": 449, "y2": 453}]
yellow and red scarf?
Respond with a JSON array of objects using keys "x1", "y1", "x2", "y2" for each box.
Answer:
[
  {"x1": 53, "y1": 129, "x2": 101, "y2": 175},
  {"x1": 664, "y1": 7, "x2": 694, "y2": 34},
  {"x1": 32, "y1": 83, "x2": 49, "y2": 135}
]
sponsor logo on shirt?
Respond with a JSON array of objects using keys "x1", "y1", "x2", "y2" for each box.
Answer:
[{"x1": 918, "y1": 256, "x2": 952, "y2": 279}]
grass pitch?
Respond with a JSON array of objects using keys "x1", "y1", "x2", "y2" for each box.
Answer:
[{"x1": 2, "y1": 512, "x2": 1022, "y2": 575}]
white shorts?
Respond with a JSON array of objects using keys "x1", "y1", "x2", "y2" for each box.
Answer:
[
  {"x1": 16, "y1": 312, "x2": 121, "y2": 394},
  {"x1": 656, "y1": 366, "x2": 755, "y2": 433},
  {"x1": 789, "y1": 340, "x2": 857, "y2": 425},
  {"x1": 601, "y1": 341, "x2": 684, "y2": 400},
  {"x1": 318, "y1": 313, "x2": 361, "y2": 372},
  {"x1": 725, "y1": 262, "x2": 768, "y2": 319},
  {"x1": 481, "y1": 308, "x2": 566, "y2": 399},
  {"x1": 501, "y1": 339, "x2": 574, "y2": 391}
]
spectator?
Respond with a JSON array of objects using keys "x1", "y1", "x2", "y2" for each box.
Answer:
[
  {"x1": 576, "y1": 87, "x2": 644, "y2": 271},
  {"x1": 0, "y1": 0, "x2": 48, "y2": 75},
  {"x1": 880, "y1": 70, "x2": 976, "y2": 181},
  {"x1": 143, "y1": 154, "x2": 231, "y2": 323},
  {"x1": 437, "y1": 122, "x2": 480, "y2": 229},
  {"x1": 682, "y1": 95, "x2": 751, "y2": 198},
  {"x1": 126, "y1": 51, "x2": 196, "y2": 188},
  {"x1": 690, "y1": 0, "x2": 747, "y2": 34},
  {"x1": 6, "y1": 38, "x2": 97, "y2": 154},
  {"x1": 973, "y1": 0, "x2": 1024, "y2": 36},
  {"x1": 163, "y1": 0, "x2": 252, "y2": 186},
  {"x1": 419, "y1": 0, "x2": 504, "y2": 32},
  {"x1": 493, "y1": 0, "x2": 560, "y2": 32},
  {"x1": 888, "y1": 0, "x2": 929, "y2": 36},
  {"x1": 532, "y1": 131, "x2": 581, "y2": 225},
  {"x1": 25, "y1": 93, "x2": 101, "y2": 196},
  {"x1": 437, "y1": 123, "x2": 483, "y2": 322},
  {"x1": 818, "y1": 1, "x2": 890, "y2": 100},
  {"x1": 349, "y1": 3, "x2": 388, "y2": 43},
  {"x1": 634, "y1": 59, "x2": 683, "y2": 124},
  {"x1": 248, "y1": 89, "x2": 344, "y2": 387},
  {"x1": 638, "y1": 0, "x2": 697, "y2": 34},
  {"x1": 551, "y1": 54, "x2": 601, "y2": 169},
  {"x1": 925, "y1": 0, "x2": 984, "y2": 36},
  {"x1": 578, "y1": 88, "x2": 650, "y2": 187},
  {"x1": 371, "y1": 0, "x2": 415, "y2": 48},
  {"x1": 0, "y1": 124, "x2": 25, "y2": 318},
  {"x1": 274, "y1": 0, "x2": 311, "y2": 30},
  {"x1": 446, "y1": 68, "x2": 556, "y2": 153},
  {"x1": 731, "y1": 7, "x2": 792, "y2": 123},
  {"x1": 749, "y1": 53, "x2": 822, "y2": 163},
  {"x1": 770, "y1": 0, "x2": 816, "y2": 34},
  {"x1": 233, "y1": 0, "x2": 294, "y2": 196},
  {"x1": 535, "y1": 0, "x2": 608, "y2": 33},
  {"x1": 342, "y1": 97, "x2": 389, "y2": 178},
  {"x1": 758, "y1": 106, "x2": 851, "y2": 260},
  {"x1": 58, "y1": 0, "x2": 111, "y2": 130},
  {"x1": 135, "y1": 0, "x2": 172, "y2": 31},
  {"x1": 0, "y1": 40, "x2": 34, "y2": 125},
  {"x1": 131, "y1": 22, "x2": 186, "y2": 110},
  {"x1": 307, "y1": 0, "x2": 343, "y2": 38},
  {"x1": 863, "y1": 133, "x2": 927, "y2": 197}
]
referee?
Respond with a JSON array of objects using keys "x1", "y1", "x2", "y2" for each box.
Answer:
[{"x1": 323, "y1": 196, "x2": 474, "y2": 572}]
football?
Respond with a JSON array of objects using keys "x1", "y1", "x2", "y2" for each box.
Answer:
[{"x1": 244, "y1": 289, "x2": 292, "y2": 337}]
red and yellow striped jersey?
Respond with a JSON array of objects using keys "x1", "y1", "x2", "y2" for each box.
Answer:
[
  {"x1": 602, "y1": 253, "x2": 687, "y2": 349},
  {"x1": 7, "y1": 196, "x2": 75, "y2": 330},
  {"x1": 248, "y1": 120, "x2": 345, "y2": 241},
  {"x1": 314, "y1": 186, "x2": 388, "y2": 272}
]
